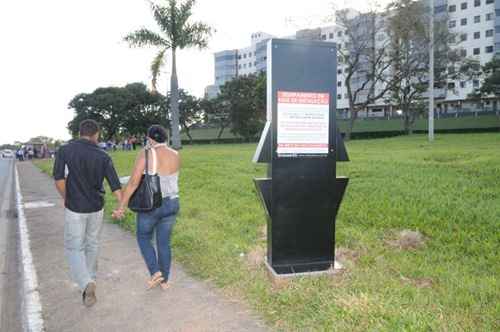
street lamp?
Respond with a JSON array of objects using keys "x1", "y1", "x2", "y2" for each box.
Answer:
[{"x1": 428, "y1": 0, "x2": 435, "y2": 142}]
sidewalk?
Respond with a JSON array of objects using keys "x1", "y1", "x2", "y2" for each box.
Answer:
[{"x1": 17, "y1": 162, "x2": 267, "y2": 332}]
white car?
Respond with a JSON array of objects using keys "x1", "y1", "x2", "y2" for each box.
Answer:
[{"x1": 1, "y1": 149, "x2": 14, "y2": 158}]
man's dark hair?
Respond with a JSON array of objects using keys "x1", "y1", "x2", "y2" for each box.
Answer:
[
  {"x1": 79, "y1": 119, "x2": 100, "y2": 137},
  {"x1": 147, "y1": 125, "x2": 167, "y2": 143}
]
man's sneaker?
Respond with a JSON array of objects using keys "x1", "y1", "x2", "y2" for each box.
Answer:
[{"x1": 82, "y1": 281, "x2": 97, "y2": 307}]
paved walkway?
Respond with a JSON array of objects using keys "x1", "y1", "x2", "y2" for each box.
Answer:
[{"x1": 17, "y1": 162, "x2": 267, "y2": 332}]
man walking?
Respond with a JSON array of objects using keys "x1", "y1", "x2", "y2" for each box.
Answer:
[{"x1": 53, "y1": 120, "x2": 122, "y2": 307}]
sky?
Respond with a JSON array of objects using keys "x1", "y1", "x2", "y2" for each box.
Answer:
[{"x1": 0, "y1": 0, "x2": 387, "y2": 144}]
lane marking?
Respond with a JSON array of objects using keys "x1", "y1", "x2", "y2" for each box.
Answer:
[
  {"x1": 15, "y1": 166, "x2": 45, "y2": 332},
  {"x1": 24, "y1": 201, "x2": 55, "y2": 209}
]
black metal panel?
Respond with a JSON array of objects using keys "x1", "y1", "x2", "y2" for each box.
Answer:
[
  {"x1": 252, "y1": 121, "x2": 272, "y2": 163},
  {"x1": 253, "y1": 39, "x2": 350, "y2": 275}
]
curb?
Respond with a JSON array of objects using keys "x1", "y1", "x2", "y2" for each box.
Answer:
[{"x1": 15, "y1": 165, "x2": 45, "y2": 332}]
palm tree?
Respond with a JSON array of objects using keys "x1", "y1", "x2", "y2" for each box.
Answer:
[{"x1": 124, "y1": 0, "x2": 211, "y2": 149}]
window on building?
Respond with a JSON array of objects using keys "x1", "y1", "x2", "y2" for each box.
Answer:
[
  {"x1": 473, "y1": 48, "x2": 480, "y2": 55},
  {"x1": 449, "y1": 5, "x2": 456, "y2": 12},
  {"x1": 238, "y1": 55, "x2": 241, "y2": 59},
  {"x1": 486, "y1": 13, "x2": 493, "y2": 21},
  {"x1": 448, "y1": 82, "x2": 455, "y2": 89},
  {"x1": 461, "y1": 2, "x2": 467, "y2": 10},
  {"x1": 254, "y1": 61, "x2": 257, "y2": 66},
  {"x1": 337, "y1": 94, "x2": 342, "y2": 100},
  {"x1": 460, "y1": 81, "x2": 466, "y2": 88},
  {"x1": 448, "y1": 66, "x2": 455, "y2": 74},
  {"x1": 474, "y1": 31, "x2": 480, "y2": 39},
  {"x1": 338, "y1": 69, "x2": 343, "y2": 74},
  {"x1": 329, "y1": 33, "x2": 334, "y2": 39},
  {"x1": 338, "y1": 43, "x2": 342, "y2": 49},
  {"x1": 449, "y1": 20, "x2": 456, "y2": 28},
  {"x1": 337, "y1": 31, "x2": 343, "y2": 37},
  {"x1": 321, "y1": 34, "x2": 327, "y2": 40},
  {"x1": 461, "y1": 18, "x2": 467, "y2": 26},
  {"x1": 243, "y1": 54, "x2": 247, "y2": 59},
  {"x1": 474, "y1": 0, "x2": 480, "y2": 7},
  {"x1": 474, "y1": 15, "x2": 481, "y2": 23},
  {"x1": 473, "y1": 80, "x2": 479, "y2": 88},
  {"x1": 460, "y1": 33, "x2": 468, "y2": 41},
  {"x1": 248, "y1": 62, "x2": 252, "y2": 67},
  {"x1": 450, "y1": 35, "x2": 456, "y2": 43},
  {"x1": 238, "y1": 64, "x2": 241, "y2": 69},
  {"x1": 486, "y1": 29, "x2": 494, "y2": 37},
  {"x1": 337, "y1": 81, "x2": 342, "y2": 87},
  {"x1": 486, "y1": 0, "x2": 493, "y2": 3},
  {"x1": 486, "y1": 46, "x2": 494, "y2": 53}
]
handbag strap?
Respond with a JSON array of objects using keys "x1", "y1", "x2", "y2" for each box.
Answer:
[
  {"x1": 150, "y1": 148, "x2": 158, "y2": 174},
  {"x1": 144, "y1": 148, "x2": 150, "y2": 175}
]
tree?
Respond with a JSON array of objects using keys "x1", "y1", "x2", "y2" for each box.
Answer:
[
  {"x1": 169, "y1": 89, "x2": 203, "y2": 142},
  {"x1": 219, "y1": 73, "x2": 266, "y2": 140},
  {"x1": 124, "y1": 0, "x2": 212, "y2": 150},
  {"x1": 200, "y1": 95, "x2": 231, "y2": 139},
  {"x1": 121, "y1": 83, "x2": 169, "y2": 136},
  {"x1": 387, "y1": 0, "x2": 461, "y2": 134},
  {"x1": 68, "y1": 83, "x2": 167, "y2": 140},
  {"x1": 336, "y1": 8, "x2": 399, "y2": 140}
]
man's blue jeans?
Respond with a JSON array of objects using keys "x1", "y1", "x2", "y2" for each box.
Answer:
[
  {"x1": 64, "y1": 209, "x2": 103, "y2": 291},
  {"x1": 136, "y1": 197, "x2": 179, "y2": 281}
]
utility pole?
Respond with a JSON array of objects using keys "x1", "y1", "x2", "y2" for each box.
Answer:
[{"x1": 428, "y1": 0, "x2": 435, "y2": 142}]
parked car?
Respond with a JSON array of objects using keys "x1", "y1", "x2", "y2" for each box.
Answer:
[{"x1": 1, "y1": 149, "x2": 14, "y2": 158}]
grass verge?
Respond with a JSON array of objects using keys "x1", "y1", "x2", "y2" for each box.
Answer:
[{"x1": 33, "y1": 133, "x2": 500, "y2": 331}]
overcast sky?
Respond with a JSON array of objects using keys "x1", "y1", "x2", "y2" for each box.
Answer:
[{"x1": 0, "y1": 0, "x2": 386, "y2": 144}]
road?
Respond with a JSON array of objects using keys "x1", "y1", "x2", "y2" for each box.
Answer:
[{"x1": 0, "y1": 157, "x2": 22, "y2": 332}]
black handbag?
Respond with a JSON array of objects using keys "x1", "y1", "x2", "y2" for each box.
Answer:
[{"x1": 128, "y1": 148, "x2": 163, "y2": 212}]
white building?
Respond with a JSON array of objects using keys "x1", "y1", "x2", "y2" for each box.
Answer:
[{"x1": 207, "y1": 1, "x2": 500, "y2": 113}]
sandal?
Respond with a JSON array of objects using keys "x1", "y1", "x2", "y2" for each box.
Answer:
[
  {"x1": 160, "y1": 281, "x2": 170, "y2": 291},
  {"x1": 147, "y1": 272, "x2": 164, "y2": 290}
]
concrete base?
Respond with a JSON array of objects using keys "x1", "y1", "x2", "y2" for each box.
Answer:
[{"x1": 264, "y1": 259, "x2": 344, "y2": 286}]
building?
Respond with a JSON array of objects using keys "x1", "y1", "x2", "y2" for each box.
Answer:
[
  {"x1": 206, "y1": 32, "x2": 274, "y2": 99},
  {"x1": 207, "y1": 1, "x2": 500, "y2": 113}
]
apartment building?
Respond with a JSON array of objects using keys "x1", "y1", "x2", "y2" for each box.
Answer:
[{"x1": 207, "y1": 1, "x2": 500, "y2": 114}]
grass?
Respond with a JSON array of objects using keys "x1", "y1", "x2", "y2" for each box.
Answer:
[
  {"x1": 34, "y1": 133, "x2": 500, "y2": 331},
  {"x1": 183, "y1": 115, "x2": 500, "y2": 140}
]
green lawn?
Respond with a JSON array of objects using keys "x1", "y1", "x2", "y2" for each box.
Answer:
[
  {"x1": 183, "y1": 115, "x2": 500, "y2": 140},
  {"x1": 34, "y1": 133, "x2": 500, "y2": 331}
]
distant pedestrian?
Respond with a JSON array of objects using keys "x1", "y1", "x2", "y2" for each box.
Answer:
[
  {"x1": 16, "y1": 148, "x2": 24, "y2": 161},
  {"x1": 53, "y1": 119, "x2": 123, "y2": 307}
]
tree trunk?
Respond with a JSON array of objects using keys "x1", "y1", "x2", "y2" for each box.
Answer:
[
  {"x1": 345, "y1": 104, "x2": 357, "y2": 141},
  {"x1": 170, "y1": 48, "x2": 182, "y2": 150},
  {"x1": 217, "y1": 125, "x2": 226, "y2": 139}
]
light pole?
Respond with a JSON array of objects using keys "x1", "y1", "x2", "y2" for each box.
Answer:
[{"x1": 428, "y1": 0, "x2": 435, "y2": 142}]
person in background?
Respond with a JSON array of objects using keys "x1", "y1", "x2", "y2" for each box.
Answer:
[
  {"x1": 53, "y1": 119, "x2": 122, "y2": 307},
  {"x1": 113, "y1": 125, "x2": 180, "y2": 291}
]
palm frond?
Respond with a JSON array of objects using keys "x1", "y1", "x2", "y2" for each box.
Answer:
[
  {"x1": 179, "y1": 21, "x2": 212, "y2": 49},
  {"x1": 151, "y1": 48, "x2": 167, "y2": 92},
  {"x1": 123, "y1": 28, "x2": 170, "y2": 48}
]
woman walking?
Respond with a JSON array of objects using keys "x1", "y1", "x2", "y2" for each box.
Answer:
[{"x1": 114, "y1": 125, "x2": 180, "y2": 290}]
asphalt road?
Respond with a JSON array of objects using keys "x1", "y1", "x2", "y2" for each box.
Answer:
[{"x1": 0, "y1": 157, "x2": 23, "y2": 332}]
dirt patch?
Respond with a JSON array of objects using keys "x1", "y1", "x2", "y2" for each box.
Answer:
[
  {"x1": 258, "y1": 225, "x2": 267, "y2": 241},
  {"x1": 401, "y1": 276, "x2": 434, "y2": 288},
  {"x1": 336, "y1": 247, "x2": 360, "y2": 266},
  {"x1": 386, "y1": 230, "x2": 426, "y2": 250},
  {"x1": 246, "y1": 245, "x2": 266, "y2": 268}
]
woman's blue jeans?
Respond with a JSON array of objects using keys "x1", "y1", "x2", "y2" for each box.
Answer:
[{"x1": 136, "y1": 197, "x2": 179, "y2": 281}]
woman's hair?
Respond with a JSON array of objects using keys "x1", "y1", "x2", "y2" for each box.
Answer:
[{"x1": 147, "y1": 125, "x2": 167, "y2": 143}]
